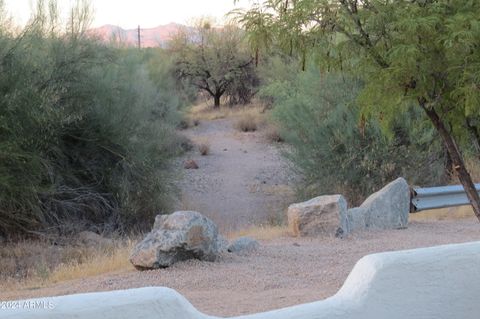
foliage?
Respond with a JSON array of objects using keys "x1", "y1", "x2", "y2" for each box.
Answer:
[
  {"x1": 224, "y1": 60, "x2": 260, "y2": 106},
  {"x1": 170, "y1": 21, "x2": 256, "y2": 107},
  {"x1": 0, "y1": 1, "x2": 182, "y2": 236},
  {"x1": 264, "y1": 67, "x2": 445, "y2": 204},
  {"x1": 239, "y1": 0, "x2": 480, "y2": 141},
  {"x1": 239, "y1": 0, "x2": 480, "y2": 215}
]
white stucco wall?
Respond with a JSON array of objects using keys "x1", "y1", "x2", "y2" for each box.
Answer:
[{"x1": 2, "y1": 241, "x2": 480, "y2": 319}]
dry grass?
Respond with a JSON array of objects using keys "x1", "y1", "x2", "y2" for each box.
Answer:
[
  {"x1": 188, "y1": 101, "x2": 266, "y2": 122},
  {"x1": 198, "y1": 142, "x2": 210, "y2": 156},
  {"x1": 235, "y1": 113, "x2": 258, "y2": 132},
  {"x1": 188, "y1": 103, "x2": 232, "y2": 121},
  {"x1": 227, "y1": 225, "x2": 289, "y2": 241},
  {"x1": 410, "y1": 206, "x2": 475, "y2": 221},
  {"x1": 0, "y1": 237, "x2": 136, "y2": 291},
  {"x1": 48, "y1": 241, "x2": 134, "y2": 283},
  {"x1": 264, "y1": 125, "x2": 285, "y2": 143}
]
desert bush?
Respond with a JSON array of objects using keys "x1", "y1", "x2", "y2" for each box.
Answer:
[
  {"x1": 198, "y1": 143, "x2": 210, "y2": 156},
  {"x1": 177, "y1": 117, "x2": 192, "y2": 130},
  {"x1": 265, "y1": 67, "x2": 446, "y2": 205},
  {"x1": 0, "y1": 2, "x2": 182, "y2": 236},
  {"x1": 235, "y1": 114, "x2": 258, "y2": 132},
  {"x1": 265, "y1": 125, "x2": 284, "y2": 143}
]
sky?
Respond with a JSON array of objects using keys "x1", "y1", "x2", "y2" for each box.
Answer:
[{"x1": 3, "y1": 0, "x2": 253, "y2": 29}]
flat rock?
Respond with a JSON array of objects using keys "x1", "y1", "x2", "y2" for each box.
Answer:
[
  {"x1": 130, "y1": 211, "x2": 220, "y2": 269},
  {"x1": 287, "y1": 195, "x2": 347, "y2": 236}
]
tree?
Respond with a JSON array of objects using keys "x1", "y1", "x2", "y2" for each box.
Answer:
[
  {"x1": 237, "y1": 0, "x2": 480, "y2": 220},
  {"x1": 170, "y1": 21, "x2": 253, "y2": 108}
]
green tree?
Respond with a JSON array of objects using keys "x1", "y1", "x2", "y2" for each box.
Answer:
[
  {"x1": 170, "y1": 21, "x2": 254, "y2": 107},
  {"x1": 238, "y1": 0, "x2": 480, "y2": 220}
]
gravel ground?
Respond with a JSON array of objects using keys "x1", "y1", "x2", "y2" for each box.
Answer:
[
  {"x1": 3, "y1": 219, "x2": 480, "y2": 317},
  {"x1": 3, "y1": 117, "x2": 480, "y2": 317},
  {"x1": 175, "y1": 118, "x2": 297, "y2": 232}
]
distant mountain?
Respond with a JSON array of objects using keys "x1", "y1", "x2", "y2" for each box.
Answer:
[{"x1": 89, "y1": 23, "x2": 185, "y2": 48}]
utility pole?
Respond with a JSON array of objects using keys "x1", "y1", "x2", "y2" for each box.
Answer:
[{"x1": 137, "y1": 25, "x2": 141, "y2": 49}]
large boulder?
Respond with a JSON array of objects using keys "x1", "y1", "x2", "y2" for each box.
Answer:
[
  {"x1": 227, "y1": 237, "x2": 259, "y2": 254},
  {"x1": 287, "y1": 195, "x2": 347, "y2": 237},
  {"x1": 344, "y1": 177, "x2": 410, "y2": 234},
  {"x1": 216, "y1": 235, "x2": 229, "y2": 253},
  {"x1": 130, "y1": 211, "x2": 221, "y2": 269}
]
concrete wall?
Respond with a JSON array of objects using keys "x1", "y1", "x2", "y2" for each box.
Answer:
[{"x1": 3, "y1": 241, "x2": 480, "y2": 319}]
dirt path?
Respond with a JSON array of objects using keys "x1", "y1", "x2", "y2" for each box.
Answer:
[{"x1": 175, "y1": 117, "x2": 296, "y2": 232}]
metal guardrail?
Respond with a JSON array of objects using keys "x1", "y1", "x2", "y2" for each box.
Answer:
[{"x1": 411, "y1": 183, "x2": 480, "y2": 212}]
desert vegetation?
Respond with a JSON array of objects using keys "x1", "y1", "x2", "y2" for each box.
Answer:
[
  {"x1": 0, "y1": 1, "x2": 191, "y2": 238},
  {"x1": 2, "y1": 0, "x2": 479, "y2": 240},
  {"x1": 235, "y1": 0, "x2": 480, "y2": 209},
  {"x1": 3, "y1": 0, "x2": 480, "y2": 305}
]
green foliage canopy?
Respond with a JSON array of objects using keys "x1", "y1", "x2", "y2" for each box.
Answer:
[{"x1": 239, "y1": 0, "x2": 480, "y2": 218}]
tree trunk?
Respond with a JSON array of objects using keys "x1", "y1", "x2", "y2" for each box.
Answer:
[
  {"x1": 213, "y1": 94, "x2": 221, "y2": 108},
  {"x1": 422, "y1": 105, "x2": 480, "y2": 222},
  {"x1": 443, "y1": 145, "x2": 454, "y2": 181}
]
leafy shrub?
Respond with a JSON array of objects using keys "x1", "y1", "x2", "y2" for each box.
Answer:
[
  {"x1": 264, "y1": 67, "x2": 446, "y2": 205},
  {"x1": 0, "y1": 3, "x2": 182, "y2": 236}
]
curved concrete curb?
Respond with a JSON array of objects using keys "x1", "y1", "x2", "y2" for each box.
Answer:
[{"x1": 3, "y1": 241, "x2": 480, "y2": 319}]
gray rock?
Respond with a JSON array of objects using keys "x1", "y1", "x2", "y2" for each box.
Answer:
[
  {"x1": 227, "y1": 237, "x2": 259, "y2": 253},
  {"x1": 217, "y1": 235, "x2": 229, "y2": 253},
  {"x1": 130, "y1": 211, "x2": 220, "y2": 269},
  {"x1": 287, "y1": 195, "x2": 347, "y2": 236},
  {"x1": 344, "y1": 207, "x2": 366, "y2": 234},
  {"x1": 344, "y1": 177, "x2": 410, "y2": 234}
]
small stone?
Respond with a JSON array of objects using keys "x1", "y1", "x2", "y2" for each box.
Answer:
[{"x1": 227, "y1": 237, "x2": 259, "y2": 254}]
